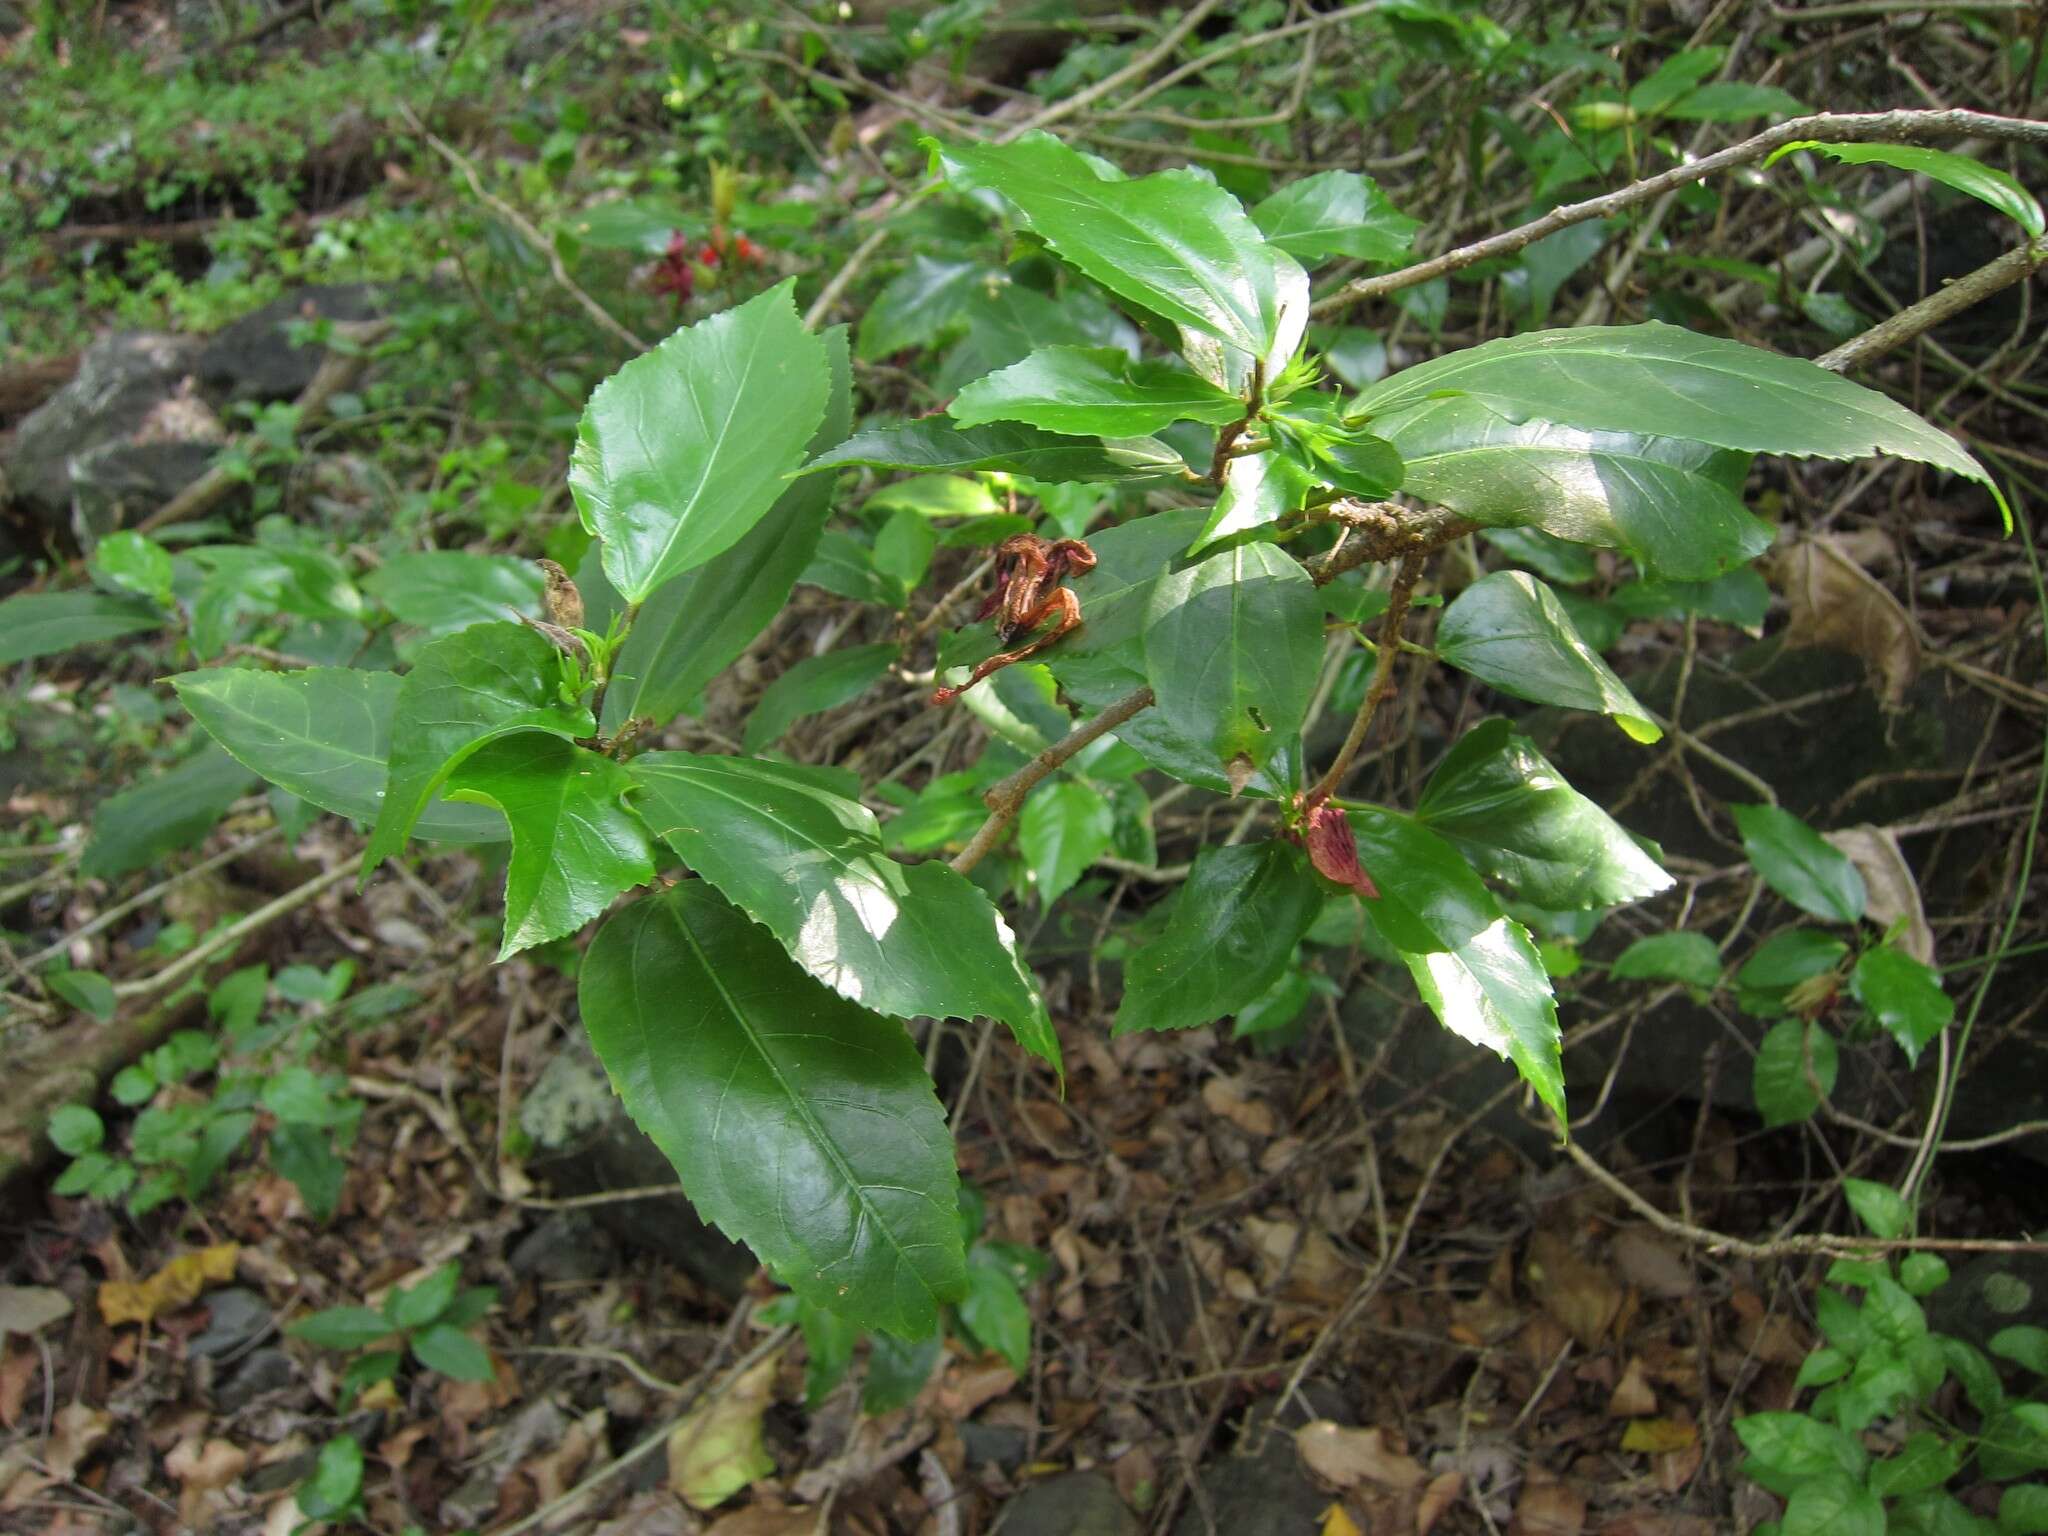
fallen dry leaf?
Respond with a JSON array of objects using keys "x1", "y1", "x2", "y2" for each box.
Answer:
[
  {"x1": 1619, "y1": 1418, "x2": 1697, "y2": 1454},
  {"x1": 1607, "y1": 1358, "x2": 1657, "y2": 1419},
  {"x1": 705, "y1": 1501, "x2": 819, "y2": 1536},
  {"x1": 0, "y1": 1286, "x2": 72, "y2": 1337},
  {"x1": 1525, "y1": 1231, "x2": 1624, "y2": 1349},
  {"x1": 44, "y1": 1401, "x2": 112, "y2": 1479},
  {"x1": 1296, "y1": 1422, "x2": 1427, "y2": 1491},
  {"x1": 1608, "y1": 1229, "x2": 1693, "y2": 1300},
  {"x1": 1417, "y1": 1470, "x2": 1463, "y2": 1535},
  {"x1": 1824, "y1": 824, "x2": 1933, "y2": 963},
  {"x1": 1769, "y1": 536, "x2": 1920, "y2": 707},
  {"x1": 1322, "y1": 1502, "x2": 1365, "y2": 1536},
  {"x1": 669, "y1": 1350, "x2": 781, "y2": 1511},
  {"x1": 166, "y1": 1436, "x2": 248, "y2": 1527},
  {"x1": 98, "y1": 1243, "x2": 238, "y2": 1326},
  {"x1": 1244, "y1": 1215, "x2": 1354, "y2": 1292},
  {"x1": 1203, "y1": 1074, "x2": 1279, "y2": 1137},
  {"x1": 0, "y1": 1347, "x2": 38, "y2": 1429},
  {"x1": 1512, "y1": 1476, "x2": 1586, "y2": 1536}
]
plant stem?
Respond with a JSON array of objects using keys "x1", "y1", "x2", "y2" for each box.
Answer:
[{"x1": 1305, "y1": 550, "x2": 1426, "y2": 805}]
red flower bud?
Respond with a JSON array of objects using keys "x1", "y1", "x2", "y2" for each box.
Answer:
[{"x1": 1302, "y1": 801, "x2": 1378, "y2": 899}]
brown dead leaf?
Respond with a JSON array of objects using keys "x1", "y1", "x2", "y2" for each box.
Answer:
[
  {"x1": 98, "y1": 1243, "x2": 238, "y2": 1326},
  {"x1": 1606, "y1": 1358, "x2": 1657, "y2": 1419},
  {"x1": 705, "y1": 1502, "x2": 818, "y2": 1536},
  {"x1": 1524, "y1": 1231, "x2": 1624, "y2": 1349},
  {"x1": 1619, "y1": 1418, "x2": 1697, "y2": 1454},
  {"x1": 1654, "y1": 1436, "x2": 1703, "y2": 1494},
  {"x1": 1598, "y1": 1515, "x2": 1718, "y2": 1536},
  {"x1": 1608, "y1": 1228, "x2": 1693, "y2": 1300},
  {"x1": 44, "y1": 1401, "x2": 112, "y2": 1479},
  {"x1": 1511, "y1": 1476, "x2": 1585, "y2": 1536},
  {"x1": 932, "y1": 1359, "x2": 1015, "y2": 1420},
  {"x1": 1824, "y1": 825, "x2": 1933, "y2": 963},
  {"x1": 1417, "y1": 1470, "x2": 1463, "y2": 1535},
  {"x1": 1769, "y1": 536, "x2": 1920, "y2": 707},
  {"x1": 0, "y1": 1346, "x2": 38, "y2": 1430},
  {"x1": 1203, "y1": 1075, "x2": 1278, "y2": 1137},
  {"x1": 1244, "y1": 1215, "x2": 1354, "y2": 1293},
  {"x1": 0, "y1": 1286, "x2": 72, "y2": 1338},
  {"x1": 1296, "y1": 1422, "x2": 1427, "y2": 1491},
  {"x1": 166, "y1": 1436, "x2": 248, "y2": 1526}
]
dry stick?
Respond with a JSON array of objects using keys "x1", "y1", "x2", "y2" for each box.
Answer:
[
  {"x1": 1305, "y1": 550, "x2": 1426, "y2": 805},
  {"x1": 111, "y1": 853, "x2": 363, "y2": 1001},
  {"x1": 1817, "y1": 235, "x2": 2048, "y2": 372},
  {"x1": 132, "y1": 321, "x2": 392, "y2": 536},
  {"x1": 1004, "y1": 0, "x2": 1230, "y2": 140},
  {"x1": 16, "y1": 828, "x2": 280, "y2": 973},
  {"x1": 1317, "y1": 107, "x2": 2048, "y2": 313},
  {"x1": 405, "y1": 109, "x2": 649, "y2": 355}
]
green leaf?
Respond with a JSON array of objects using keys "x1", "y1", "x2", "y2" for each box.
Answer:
[
  {"x1": 171, "y1": 667, "x2": 506, "y2": 843},
  {"x1": 1347, "y1": 804, "x2": 1500, "y2": 954},
  {"x1": 952, "y1": 346, "x2": 1243, "y2": 437},
  {"x1": 862, "y1": 1328, "x2": 942, "y2": 1415},
  {"x1": 1753, "y1": 1018, "x2": 1839, "y2": 1127},
  {"x1": 1942, "y1": 1336, "x2": 2006, "y2": 1416},
  {"x1": 1402, "y1": 916, "x2": 1564, "y2": 1125},
  {"x1": 1195, "y1": 448, "x2": 1317, "y2": 552},
  {"x1": 1899, "y1": 1253, "x2": 1950, "y2": 1297},
  {"x1": 1783, "y1": 1470, "x2": 1884, "y2": 1536},
  {"x1": 873, "y1": 505, "x2": 939, "y2": 592},
  {"x1": 1627, "y1": 47, "x2": 1725, "y2": 114},
  {"x1": 1735, "y1": 1411, "x2": 1869, "y2": 1496},
  {"x1": 959, "y1": 1246, "x2": 1033, "y2": 1372},
  {"x1": 935, "y1": 278, "x2": 1140, "y2": 396},
  {"x1": 1378, "y1": 396, "x2": 1772, "y2": 580},
  {"x1": 1738, "y1": 930, "x2": 1849, "y2": 996},
  {"x1": 288, "y1": 1306, "x2": 396, "y2": 1351},
  {"x1": 1842, "y1": 1178, "x2": 1911, "y2": 1241},
  {"x1": 47, "y1": 1105, "x2": 105, "y2": 1156},
  {"x1": 363, "y1": 551, "x2": 544, "y2": 635},
  {"x1": 743, "y1": 644, "x2": 897, "y2": 755},
  {"x1": 857, "y1": 257, "x2": 996, "y2": 360},
  {"x1": 0, "y1": 591, "x2": 163, "y2": 665},
  {"x1": 1731, "y1": 804, "x2": 1866, "y2": 925},
  {"x1": 387, "y1": 1262, "x2": 461, "y2": 1330},
  {"x1": 2001, "y1": 1485, "x2": 2048, "y2": 1535},
  {"x1": 1143, "y1": 542, "x2": 1323, "y2": 775},
  {"x1": 930, "y1": 131, "x2": 1307, "y2": 376},
  {"x1": 1795, "y1": 1346, "x2": 1853, "y2": 1390},
  {"x1": 602, "y1": 327, "x2": 853, "y2": 731},
  {"x1": 82, "y1": 743, "x2": 257, "y2": 880},
  {"x1": 1850, "y1": 947, "x2": 1953, "y2": 1064},
  {"x1": 1350, "y1": 321, "x2": 2008, "y2": 528},
  {"x1": 92, "y1": 531, "x2": 175, "y2": 606},
  {"x1": 410, "y1": 1323, "x2": 496, "y2": 1381},
  {"x1": 1250, "y1": 169, "x2": 1418, "y2": 265},
  {"x1": 803, "y1": 419, "x2": 1182, "y2": 483},
  {"x1": 1415, "y1": 719, "x2": 1672, "y2": 908},
  {"x1": 271, "y1": 1122, "x2": 346, "y2": 1224},
  {"x1": 761, "y1": 1293, "x2": 859, "y2": 1408},
  {"x1": 1044, "y1": 507, "x2": 1210, "y2": 669},
  {"x1": 297, "y1": 1435, "x2": 364, "y2": 1522},
  {"x1": 49, "y1": 971, "x2": 118, "y2": 1022},
  {"x1": 1869, "y1": 1433, "x2": 1962, "y2": 1498},
  {"x1": 579, "y1": 883, "x2": 966, "y2": 1336},
  {"x1": 364, "y1": 622, "x2": 594, "y2": 875},
  {"x1": 1768, "y1": 141, "x2": 2045, "y2": 239},
  {"x1": 1018, "y1": 781, "x2": 1115, "y2": 910},
  {"x1": 1990, "y1": 1325, "x2": 2048, "y2": 1375},
  {"x1": 1664, "y1": 81, "x2": 1806, "y2": 121},
  {"x1": 571, "y1": 279, "x2": 830, "y2": 603},
  {"x1": 866, "y1": 474, "x2": 1002, "y2": 520},
  {"x1": 444, "y1": 734, "x2": 655, "y2": 959},
  {"x1": 1281, "y1": 424, "x2": 1404, "y2": 498},
  {"x1": 1894, "y1": 1491, "x2": 1999, "y2": 1536},
  {"x1": 1436, "y1": 571, "x2": 1661, "y2": 742},
  {"x1": 1612, "y1": 932, "x2": 1723, "y2": 989},
  {"x1": 1981, "y1": 1404, "x2": 2048, "y2": 1482},
  {"x1": 1114, "y1": 841, "x2": 1322, "y2": 1035},
  {"x1": 628, "y1": 754, "x2": 1057, "y2": 1073}
]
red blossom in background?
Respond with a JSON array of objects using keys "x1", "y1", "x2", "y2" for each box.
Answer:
[
  {"x1": 648, "y1": 231, "x2": 695, "y2": 307},
  {"x1": 647, "y1": 228, "x2": 768, "y2": 310}
]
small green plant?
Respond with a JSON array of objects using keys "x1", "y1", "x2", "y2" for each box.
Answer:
[
  {"x1": 46, "y1": 963, "x2": 364, "y2": 1218},
  {"x1": 286, "y1": 1260, "x2": 499, "y2": 1395},
  {"x1": 1735, "y1": 1182, "x2": 2048, "y2": 1535},
  {"x1": 763, "y1": 1183, "x2": 1049, "y2": 1413},
  {"x1": 294, "y1": 1433, "x2": 368, "y2": 1529}
]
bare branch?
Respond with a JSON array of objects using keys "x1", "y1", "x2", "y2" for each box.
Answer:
[
  {"x1": 1817, "y1": 236, "x2": 2048, "y2": 373},
  {"x1": 1318, "y1": 108, "x2": 2048, "y2": 314}
]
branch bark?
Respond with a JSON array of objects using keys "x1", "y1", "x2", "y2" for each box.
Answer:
[
  {"x1": 1317, "y1": 108, "x2": 2048, "y2": 314},
  {"x1": 1816, "y1": 236, "x2": 2048, "y2": 373}
]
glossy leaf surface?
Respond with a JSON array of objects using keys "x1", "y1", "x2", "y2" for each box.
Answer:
[
  {"x1": 951, "y1": 346, "x2": 1243, "y2": 437},
  {"x1": 804, "y1": 419, "x2": 1181, "y2": 482},
  {"x1": 572, "y1": 280, "x2": 830, "y2": 602},
  {"x1": 629, "y1": 753, "x2": 1057, "y2": 1072},
  {"x1": 1436, "y1": 572, "x2": 1661, "y2": 742},
  {"x1": 1403, "y1": 916, "x2": 1563, "y2": 1125},
  {"x1": 579, "y1": 883, "x2": 965, "y2": 1335}
]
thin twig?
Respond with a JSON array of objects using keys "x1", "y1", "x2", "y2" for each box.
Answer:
[
  {"x1": 1307, "y1": 551, "x2": 1426, "y2": 804},
  {"x1": 1320, "y1": 108, "x2": 2048, "y2": 313},
  {"x1": 111, "y1": 854, "x2": 364, "y2": 1001},
  {"x1": 1818, "y1": 236, "x2": 2048, "y2": 372}
]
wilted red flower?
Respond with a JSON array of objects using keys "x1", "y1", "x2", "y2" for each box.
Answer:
[
  {"x1": 731, "y1": 234, "x2": 764, "y2": 265},
  {"x1": 1298, "y1": 799, "x2": 1378, "y2": 899}
]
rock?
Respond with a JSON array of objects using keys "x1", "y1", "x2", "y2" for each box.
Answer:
[
  {"x1": 1169, "y1": 1389, "x2": 1347, "y2": 1536},
  {"x1": 519, "y1": 1031, "x2": 753, "y2": 1296},
  {"x1": 197, "y1": 284, "x2": 383, "y2": 402},
  {"x1": 961, "y1": 1420, "x2": 1030, "y2": 1472},
  {"x1": 6, "y1": 331, "x2": 212, "y2": 531},
  {"x1": 510, "y1": 1212, "x2": 616, "y2": 1285},
  {"x1": 997, "y1": 1472, "x2": 1139, "y2": 1536},
  {"x1": 189, "y1": 1288, "x2": 271, "y2": 1359},
  {"x1": 216, "y1": 1347, "x2": 295, "y2": 1412}
]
